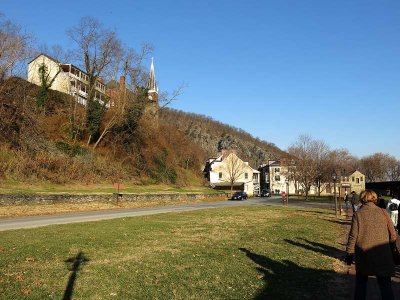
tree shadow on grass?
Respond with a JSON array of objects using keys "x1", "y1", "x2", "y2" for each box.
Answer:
[
  {"x1": 239, "y1": 247, "x2": 350, "y2": 300},
  {"x1": 292, "y1": 210, "x2": 328, "y2": 215},
  {"x1": 284, "y1": 238, "x2": 345, "y2": 260},
  {"x1": 326, "y1": 219, "x2": 352, "y2": 226},
  {"x1": 63, "y1": 251, "x2": 90, "y2": 300}
]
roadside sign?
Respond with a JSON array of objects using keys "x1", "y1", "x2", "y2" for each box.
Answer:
[
  {"x1": 113, "y1": 183, "x2": 125, "y2": 205},
  {"x1": 113, "y1": 183, "x2": 125, "y2": 190}
]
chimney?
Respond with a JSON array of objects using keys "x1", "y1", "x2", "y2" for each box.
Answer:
[{"x1": 120, "y1": 76, "x2": 126, "y2": 95}]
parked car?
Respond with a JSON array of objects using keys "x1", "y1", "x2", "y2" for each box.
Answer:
[
  {"x1": 260, "y1": 189, "x2": 271, "y2": 197},
  {"x1": 231, "y1": 191, "x2": 248, "y2": 200}
]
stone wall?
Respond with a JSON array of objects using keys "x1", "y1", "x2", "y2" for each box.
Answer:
[{"x1": 0, "y1": 192, "x2": 227, "y2": 206}]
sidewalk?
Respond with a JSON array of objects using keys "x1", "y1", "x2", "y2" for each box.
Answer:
[{"x1": 343, "y1": 207, "x2": 400, "y2": 300}]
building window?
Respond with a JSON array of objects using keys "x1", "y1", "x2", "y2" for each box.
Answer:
[
  {"x1": 219, "y1": 172, "x2": 222, "y2": 179},
  {"x1": 275, "y1": 175, "x2": 280, "y2": 181},
  {"x1": 360, "y1": 177, "x2": 363, "y2": 182},
  {"x1": 245, "y1": 173, "x2": 248, "y2": 179},
  {"x1": 71, "y1": 67, "x2": 79, "y2": 76},
  {"x1": 352, "y1": 176, "x2": 355, "y2": 182},
  {"x1": 356, "y1": 178, "x2": 359, "y2": 184},
  {"x1": 275, "y1": 168, "x2": 280, "y2": 172}
]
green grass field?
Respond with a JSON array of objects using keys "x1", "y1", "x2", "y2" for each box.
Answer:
[{"x1": 0, "y1": 206, "x2": 349, "y2": 299}]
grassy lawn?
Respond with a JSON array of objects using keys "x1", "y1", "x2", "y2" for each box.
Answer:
[{"x1": 0, "y1": 206, "x2": 349, "y2": 299}]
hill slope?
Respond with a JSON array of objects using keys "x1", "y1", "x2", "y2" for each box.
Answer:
[
  {"x1": 0, "y1": 77, "x2": 283, "y2": 186},
  {"x1": 160, "y1": 108, "x2": 284, "y2": 167}
]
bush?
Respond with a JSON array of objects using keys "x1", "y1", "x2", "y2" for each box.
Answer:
[{"x1": 55, "y1": 141, "x2": 88, "y2": 157}]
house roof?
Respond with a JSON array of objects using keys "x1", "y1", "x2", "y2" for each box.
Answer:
[
  {"x1": 268, "y1": 160, "x2": 281, "y2": 166},
  {"x1": 206, "y1": 151, "x2": 261, "y2": 172},
  {"x1": 343, "y1": 170, "x2": 365, "y2": 177},
  {"x1": 28, "y1": 53, "x2": 60, "y2": 65}
]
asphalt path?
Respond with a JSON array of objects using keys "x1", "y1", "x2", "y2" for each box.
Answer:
[{"x1": 0, "y1": 196, "x2": 334, "y2": 231}]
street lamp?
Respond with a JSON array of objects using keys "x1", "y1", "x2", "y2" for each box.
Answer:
[
  {"x1": 285, "y1": 178, "x2": 289, "y2": 205},
  {"x1": 332, "y1": 170, "x2": 338, "y2": 216}
]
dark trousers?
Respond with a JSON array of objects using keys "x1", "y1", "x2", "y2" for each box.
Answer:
[{"x1": 354, "y1": 274, "x2": 394, "y2": 300}]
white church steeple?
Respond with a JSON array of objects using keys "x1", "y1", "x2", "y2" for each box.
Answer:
[{"x1": 147, "y1": 57, "x2": 158, "y2": 94}]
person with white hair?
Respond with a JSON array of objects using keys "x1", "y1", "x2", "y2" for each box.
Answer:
[{"x1": 386, "y1": 196, "x2": 399, "y2": 228}]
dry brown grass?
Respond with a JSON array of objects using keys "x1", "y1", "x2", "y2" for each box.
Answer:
[{"x1": 0, "y1": 196, "x2": 225, "y2": 218}]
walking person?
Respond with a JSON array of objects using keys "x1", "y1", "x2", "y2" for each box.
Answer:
[
  {"x1": 345, "y1": 190, "x2": 397, "y2": 300},
  {"x1": 350, "y1": 191, "x2": 358, "y2": 213},
  {"x1": 344, "y1": 190, "x2": 350, "y2": 216}
]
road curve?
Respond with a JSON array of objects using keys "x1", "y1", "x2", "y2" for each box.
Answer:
[{"x1": 0, "y1": 196, "x2": 334, "y2": 231}]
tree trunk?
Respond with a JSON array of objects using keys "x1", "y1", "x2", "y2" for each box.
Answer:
[{"x1": 87, "y1": 134, "x2": 92, "y2": 146}]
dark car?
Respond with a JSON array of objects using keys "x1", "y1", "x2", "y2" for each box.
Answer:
[
  {"x1": 260, "y1": 189, "x2": 271, "y2": 197},
  {"x1": 231, "y1": 191, "x2": 248, "y2": 200}
]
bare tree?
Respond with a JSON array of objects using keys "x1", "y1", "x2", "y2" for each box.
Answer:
[
  {"x1": 385, "y1": 156, "x2": 400, "y2": 181},
  {"x1": 67, "y1": 17, "x2": 123, "y2": 145},
  {"x1": 287, "y1": 135, "x2": 320, "y2": 199},
  {"x1": 312, "y1": 139, "x2": 331, "y2": 196},
  {"x1": 360, "y1": 153, "x2": 390, "y2": 182},
  {"x1": 92, "y1": 45, "x2": 154, "y2": 149},
  {"x1": 158, "y1": 83, "x2": 186, "y2": 109},
  {"x1": 360, "y1": 152, "x2": 400, "y2": 182},
  {"x1": 222, "y1": 152, "x2": 246, "y2": 192},
  {"x1": 327, "y1": 149, "x2": 359, "y2": 174},
  {"x1": 0, "y1": 14, "x2": 34, "y2": 82}
]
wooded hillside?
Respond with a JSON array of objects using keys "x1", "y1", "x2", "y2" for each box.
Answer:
[
  {"x1": 0, "y1": 77, "x2": 284, "y2": 186},
  {"x1": 160, "y1": 108, "x2": 284, "y2": 167}
]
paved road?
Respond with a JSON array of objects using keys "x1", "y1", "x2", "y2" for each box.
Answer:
[{"x1": 0, "y1": 196, "x2": 334, "y2": 231}]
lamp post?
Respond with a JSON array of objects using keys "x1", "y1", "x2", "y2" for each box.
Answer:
[
  {"x1": 332, "y1": 170, "x2": 338, "y2": 216},
  {"x1": 285, "y1": 178, "x2": 289, "y2": 206}
]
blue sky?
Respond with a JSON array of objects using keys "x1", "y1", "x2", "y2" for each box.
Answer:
[{"x1": 2, "y1": 0, "x2": 400, "y2": 158}]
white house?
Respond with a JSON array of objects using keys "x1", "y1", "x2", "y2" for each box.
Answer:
[
  {"x1": 27, "y1": 53, "x2": 108, "y2": 106},
  {"x1": 204, "y1": 150, "x2": 260, "y2": 196},
  {"x1": 267, "y1": 160, "x2": 297, "y2": 195}
]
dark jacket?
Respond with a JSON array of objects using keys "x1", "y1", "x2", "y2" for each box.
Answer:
[
  {"x1": 346, "y1": 202, "x2": 396, "y2": 276},
  {"x1": 398, "y1": 205, "x2": 400, "y2": 230},
  {"x1": 350, "y1": 193, "x2": 359, "y2": 206}
]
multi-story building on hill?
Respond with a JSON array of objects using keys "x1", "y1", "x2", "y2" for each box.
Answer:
[
  {"x1": 27, "y1": 53, "x2": 107, "y2": 106},
  {"x1": 28, "y1": 54, "x2": 160, "y2": 121}
]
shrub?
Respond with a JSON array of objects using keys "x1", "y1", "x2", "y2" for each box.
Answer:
[{"x1": 55, "y1": 141, "x2": 88, "y2": 157}]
